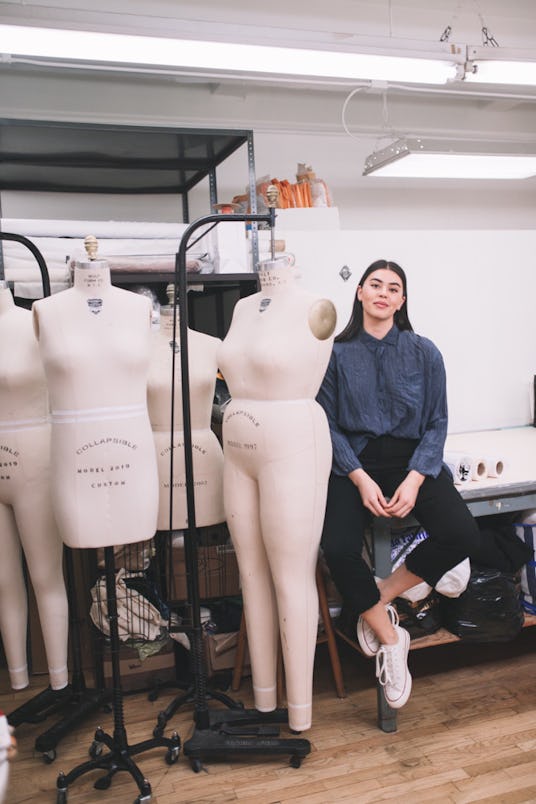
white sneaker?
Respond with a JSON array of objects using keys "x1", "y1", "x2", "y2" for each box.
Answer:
[
  {"x1": 356, "y1": 603, "x2": 399, "y2": 657},
  {"x1": 375, "y1": 625, "x2": 412, "y2": 709}
]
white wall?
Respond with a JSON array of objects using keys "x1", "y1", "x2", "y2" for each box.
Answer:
[
  {"x1": 281, "y1": 227, "x2": 536, "y2": 434},
  {"x1": 1, "y1": 65, "x2": 536, "y2": 436}
]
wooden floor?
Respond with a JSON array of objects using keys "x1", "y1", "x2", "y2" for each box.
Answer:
[{"x1": 2, "y1": 629, "x2": 536, "y2": 804}]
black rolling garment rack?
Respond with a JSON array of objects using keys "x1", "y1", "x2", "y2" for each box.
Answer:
[
  {"x1": 153, "y1": 201, "x2": 311, "y2": 772},
  {"x1": 1, "y1": 233, "x2": 110, "y2": 761}
]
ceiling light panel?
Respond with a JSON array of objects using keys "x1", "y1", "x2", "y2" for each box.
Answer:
[
  {"x1": 363, "y1": 138, "x2": 536, "y2": 179},
  {"x1": 0, "y1": 24, "x2": 461, "y2": 84}
]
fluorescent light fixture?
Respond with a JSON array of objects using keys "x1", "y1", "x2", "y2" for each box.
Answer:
[
  {"x1": 465, "y1": 45, "x2": 536, "y2": 86},
  {"x1": 0, "y1": 24, "x2": 461, "y2": 85},
  {"x1": 363, "y1": 138, "x2": 536, "y2": 179}
]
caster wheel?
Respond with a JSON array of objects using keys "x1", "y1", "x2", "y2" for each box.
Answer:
[
  {"x1": 42, "y1": 748, "x2": 57, "y2": 764},
  {"x1": 165, "y1": 746, "x2": 179, "y2": 765},
  {"x1": 56, "y1": 790, "x2": 67, "y2": 804},
  {"x1": 190, "y1": 757, "x2": 203, "y2": 773},
  {"x1": 94, "y1": 774, "x2": 112, "y2": 790},
  {"x1": 289, "y1": 755, "x2": 301, "y2": 769},
  {"x1": 89, "y1": 740, "x2": 103, "y2": 759}
]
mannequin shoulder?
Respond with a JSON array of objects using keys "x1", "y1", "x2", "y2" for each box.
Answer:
[
  {"x1": 308, "y1": 298, "x2": 337, "y2": 341},
  {"x1": 191, "y1": 329, "x2": 222, "y2": 352},
  {"x1": 32, "y1": 290, "x2": 69, "y2": 336}
]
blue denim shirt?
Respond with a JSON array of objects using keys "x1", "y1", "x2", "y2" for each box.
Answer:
[{"x1": 316, "y1": 326, "x2": 448, "y2": 478}]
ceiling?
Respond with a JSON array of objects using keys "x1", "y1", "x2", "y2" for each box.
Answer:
[{"x1": 0, "y1": 1, "x2": 535, "y2": 187}]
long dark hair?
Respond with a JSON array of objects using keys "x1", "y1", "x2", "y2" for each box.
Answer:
[{"x1": 335, "y1": 259, "x2": 413, "y2": 343}]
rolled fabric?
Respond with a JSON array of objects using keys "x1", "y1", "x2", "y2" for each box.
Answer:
[
  {"x1": 470, "y1": 457, "x2": 487, "y2": 481},
  {"x1": 444, "y1": 452, "x2": 473, "y2": 484},
  {"x1": 483, "y1": 456, "x2": 506, "y2": 478}
]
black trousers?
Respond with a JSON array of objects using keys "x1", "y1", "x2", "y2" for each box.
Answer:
[{"x1": 321, "y1": 436, "x2": 489, "y2": 617}]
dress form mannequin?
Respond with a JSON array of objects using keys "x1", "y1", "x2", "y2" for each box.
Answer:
[
  {"x1": 32, "y1": 240, "x2": 159, "y2": 548},
  {"x1": 147, "y1": 287, "x2": 224, "y2": 529},
  {"x1": 218, "y1": 258, "x2": 336, "y2": 732},
  {"x1": 0, "y1": 281, "x2": 69, "y2": 691}
]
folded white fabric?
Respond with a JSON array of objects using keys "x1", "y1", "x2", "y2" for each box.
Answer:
[
  {"x1": 435, "y1": 557, "x2": 471, "y2": 598},
  {"x1": 398, "y1": 580, "x2": 433, "y2": 603},
  {"x1": 398, "y1": 558, "x2": 471, "y2": 603}
]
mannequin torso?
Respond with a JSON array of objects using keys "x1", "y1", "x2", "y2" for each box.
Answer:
[
  {"x1": 147, "y1": 307, "x2": 224, "y2": 529},
  {"x1": 219, "y1": 265, "x2": 335, "y2": 400},
  {"x1": 33, "y1": 261, "x2": 159, "y2": 548}
]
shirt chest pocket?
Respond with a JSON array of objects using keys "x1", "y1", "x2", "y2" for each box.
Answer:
[{"x1": 391, "y1": 370, "x2": 424, "y2": 419}]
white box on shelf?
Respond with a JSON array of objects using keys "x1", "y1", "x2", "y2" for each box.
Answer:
[
  {"x1": 273, "y1": 207, "x2": 341, "y2": 232},
  {"x1": 214, "y1": 220, "x2": 250, "y2": 273}
]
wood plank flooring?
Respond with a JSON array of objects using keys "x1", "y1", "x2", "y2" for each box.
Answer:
[{"x1": 2, "y1": 629, "x2": 535, "y2": 804}]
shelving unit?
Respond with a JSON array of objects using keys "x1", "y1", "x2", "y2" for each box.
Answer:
[{"x1": 0, "y1": 117, "x2": 262, "y2": 321}]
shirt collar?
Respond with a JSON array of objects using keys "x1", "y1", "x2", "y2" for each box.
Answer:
[{"x1": 358, "y1": 325, "x2": 399, "y2": 348}]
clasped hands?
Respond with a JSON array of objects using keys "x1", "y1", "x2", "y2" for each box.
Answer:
[{"x1": 349, "y1": 467, "x2": 425, "y2": 520}]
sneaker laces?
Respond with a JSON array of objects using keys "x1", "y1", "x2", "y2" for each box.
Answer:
[
  {"x1": 386, "y1": 603, "x2": 400, "y2": 627},
  {"x1": 375, "y1": 643, "x2": 402, "y2": 688}
]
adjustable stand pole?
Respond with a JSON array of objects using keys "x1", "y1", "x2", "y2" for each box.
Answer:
[
  {"x1": 56, "y1": 547, "x2": 180, "y2": 804},
  {"x1": 153, "y1": 206, "x2": 311, "y2": 771}
]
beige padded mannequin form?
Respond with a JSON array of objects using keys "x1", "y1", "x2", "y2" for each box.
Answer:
[
  {"x1": 147, "y1": 286, "x2": 225, "y2": 530},
  {"x1": 32, "y1": 238, "x2": 159, "y2": 549},
  {"x1": 218, "y1": 258, "x2": 337, "y2": 732},
  {"x1": 0, "y1": 282, "x2": 69, "y2": 691}
]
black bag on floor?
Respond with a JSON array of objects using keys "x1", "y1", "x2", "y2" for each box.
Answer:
[{"x1": 439, "y1": 564, "x2": 524, "y2": 643}]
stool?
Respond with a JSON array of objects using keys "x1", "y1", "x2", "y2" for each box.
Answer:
[{"x1": 231, "y1": 558, "x2": 346, "y2": 699}]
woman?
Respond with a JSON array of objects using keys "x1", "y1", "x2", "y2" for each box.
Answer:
[{"x1": 317, "y1": 259, "x2": 483, "y2": 710}]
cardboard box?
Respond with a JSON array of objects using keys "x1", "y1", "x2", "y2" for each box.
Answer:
[
  {"x1": 204, "y1": 631, "x2": 250, "y2": 677},
  {"x1": 102, "y1": 641, "x2": 176, "y2": 692},
  {"x1": 171, "y1": 543, "x2": 240, "y2": 601}
]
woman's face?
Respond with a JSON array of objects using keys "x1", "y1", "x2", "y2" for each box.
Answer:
[{"x1": 357, "y1": 268, "x2": 405, "y2": 325}]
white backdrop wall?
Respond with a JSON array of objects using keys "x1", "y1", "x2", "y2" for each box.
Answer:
[{"x1": 280, "y1": 228, "x2": 536, "y2": 435}]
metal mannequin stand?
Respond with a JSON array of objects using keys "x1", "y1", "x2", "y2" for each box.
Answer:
[
  {"x1": 153, "y1": 197, "x2": 311, "y2": 771},
  {"x1": 56, "y1": 546, "x2": 180, "y2": 803}
]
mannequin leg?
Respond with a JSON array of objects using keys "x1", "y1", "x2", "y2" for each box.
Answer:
[
  {"x1": 224, "y1": 464, "x2": 279, "y2": 713},
  {"x1": 0, "y1": 504, "x2": 29, "y2": 690},
  {"x1": 259, "y1": 446, "x2": 329, "y2": 732},
  {"x1": 15, "y1": 489, "x2": 69, "y2": 690}
]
